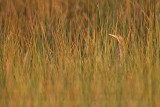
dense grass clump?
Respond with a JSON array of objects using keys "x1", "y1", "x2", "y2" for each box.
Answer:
[{"x1": 0, "y1": 0, "x2": 160, "y2": 107}]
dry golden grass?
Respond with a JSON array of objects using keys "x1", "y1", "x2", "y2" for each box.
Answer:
[{"x1": 0, "y1": 0, "x2": 160, "y2": 107}]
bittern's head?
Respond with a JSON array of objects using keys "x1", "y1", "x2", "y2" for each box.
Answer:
[{"x1": 109, "y1": 34, "x2": 123, "y2": 45}]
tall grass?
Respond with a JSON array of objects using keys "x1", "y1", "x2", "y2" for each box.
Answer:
[{"x1": 0, "y1": 0, "x2": 160, "y2": 107}]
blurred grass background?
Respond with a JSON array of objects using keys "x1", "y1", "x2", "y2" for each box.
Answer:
[{"x1": 0, "y1": 0, "x2": 160, "y2": 107}]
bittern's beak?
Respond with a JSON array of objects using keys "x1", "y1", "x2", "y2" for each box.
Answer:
[
  {"x1": 109, "y1": 34, "x2": 122, "y2": 43},
  {"x1": 109, "y1": 34, "x2": 119, "y2": 40}
]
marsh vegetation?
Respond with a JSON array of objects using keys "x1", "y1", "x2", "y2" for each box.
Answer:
[{"x1": 0, "y1": 0, "x2": 160, "y2": 107}]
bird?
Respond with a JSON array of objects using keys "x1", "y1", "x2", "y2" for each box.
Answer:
[{"x1": 109, "y1": 34, "x2": 123, "y2": 64}]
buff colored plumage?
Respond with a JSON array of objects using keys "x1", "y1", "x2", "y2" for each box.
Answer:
[{"x1": 109, "y1": 34, "x2": 123, "y2": 63}]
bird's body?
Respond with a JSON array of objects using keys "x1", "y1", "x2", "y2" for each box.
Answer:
[{"x1": 109, "y1": 34, "x2": 123, "y2": 64}]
